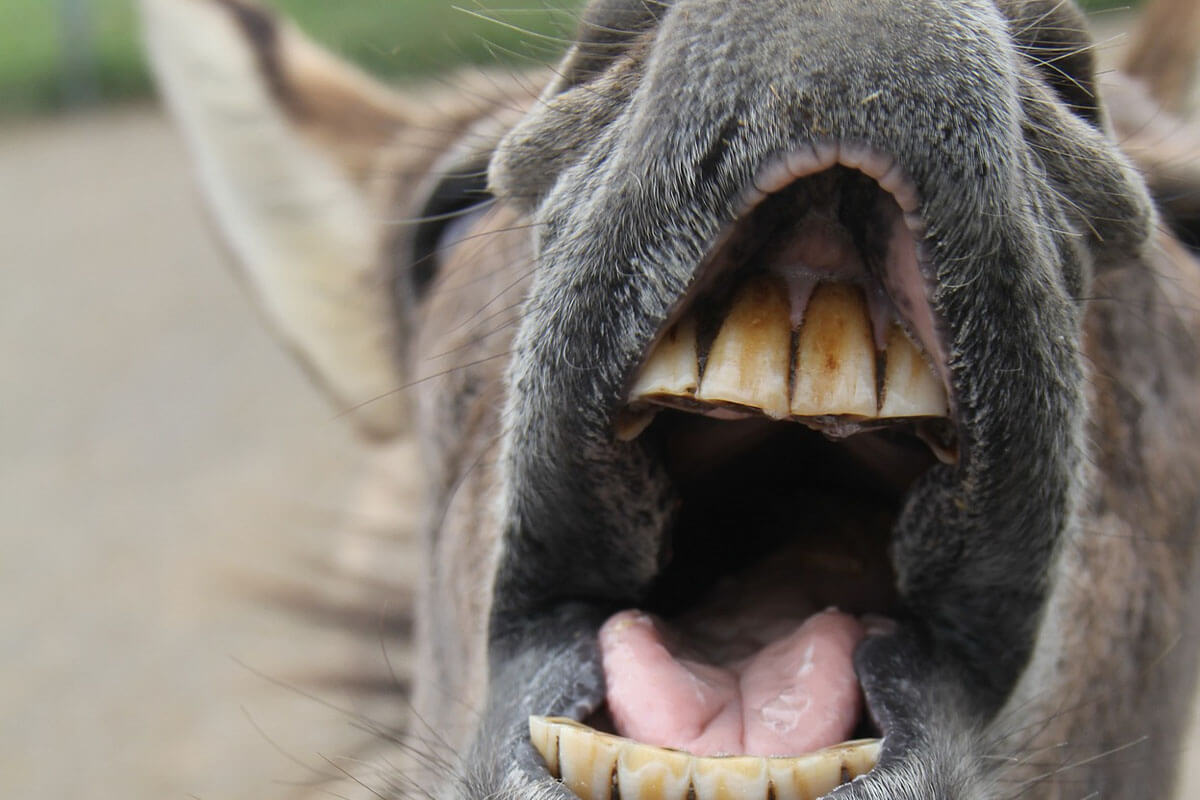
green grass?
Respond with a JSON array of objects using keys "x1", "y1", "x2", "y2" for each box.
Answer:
[
  {"x1": 270, "y1": 0, "x2": 582, "y2": 80},
  {"x1": 0, "y1": 0, "x2": 582, "y2": 116},
  {"x1": 0, "y1": 0, "x2": 1142, "y2": 117},
  {"x1": 0, "y1": 0, "x2": 148, "y2": 114}
]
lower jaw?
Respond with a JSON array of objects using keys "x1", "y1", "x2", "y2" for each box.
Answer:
[
  {"x1": 526, "y1": 601, "x2": 887, "y2": 800},
  {"x1": 513, "y1": 418, "x2": 915, "y2": 800}
]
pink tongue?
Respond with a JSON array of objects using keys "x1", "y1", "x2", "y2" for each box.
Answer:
[{"x1": 599, "y1": 609, "x2": 864, "y2": 757}]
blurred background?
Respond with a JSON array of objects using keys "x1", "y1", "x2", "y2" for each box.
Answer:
[
  {"x1": 2, "y1": 4, "x2": 584, "y2": 799},
  {"x1": 1, "y1": 0, "x2": 583, "y2": 114},
  {"x1": 0, "y1": 0, "x2": 1142, "y2": 117},
  {"x1": 1, "y1": 2, "x2": 1184, "y2": 800}
]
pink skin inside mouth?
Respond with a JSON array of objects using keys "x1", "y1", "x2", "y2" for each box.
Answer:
[{"x1": 599, "y1": 608, "x2": 865, "y2": 757}]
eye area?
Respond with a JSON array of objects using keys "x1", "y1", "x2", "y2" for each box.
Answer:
[{"x1": 409, "y1": 170, "x2": 493, "y2": 297}]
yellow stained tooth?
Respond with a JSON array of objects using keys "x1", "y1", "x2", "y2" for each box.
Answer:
[
  {"x1": 691, "y1": 756, "x2": 769, "y2": 800},
  {"x1": 615, "y1": 408, "x2": 659, "y2": 442},
  {"x1": 766, "y1": 740, "x2": 879, "y2": 800},
  {"x1": 835, "y1": 739, "x2": 881, "y2": 780},
  {"x1": 878, "y1": 325, "x2": 948, "y2": 418},
  {"x1": 696, "y1": 275, "x2": 792, "y2": 419},
  {"x1": 555, "y1": 719, "x2": 622, "y2": 800},
  {"x1": 617, "y1": 740, "x2": 693, "y2": 800},
  {"x1": 531, "y1": 718, "x2": 881, "y2": 800},
  {"x1": 767, "y1": 757, "x2": 821, "y2": 800},
  {"x1": 790, "y1": 283, "x2": 878, "y2": 418},
  {"x1": 630, "y1": 317, "x2": 700, "y2": 401},
  {"x1": 529, "y1": 715, "x2": 560, "y2": 776}
]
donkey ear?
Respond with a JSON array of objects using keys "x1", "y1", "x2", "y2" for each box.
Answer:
[{"x1": 141, "y1": 0, "x2": 414, "y2": 439}]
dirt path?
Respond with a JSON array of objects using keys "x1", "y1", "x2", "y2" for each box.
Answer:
[{"x1": 0, "y1": 107, "x2": 415, "y2": 800}]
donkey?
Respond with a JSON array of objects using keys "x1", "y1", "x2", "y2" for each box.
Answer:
[{"x1": 142, "y1": 0, "x2": 1200, "y2": 798}]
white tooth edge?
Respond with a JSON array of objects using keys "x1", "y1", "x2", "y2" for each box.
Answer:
[{"x1": 530, "y1": 716, "x2": 881, "y2": 800}]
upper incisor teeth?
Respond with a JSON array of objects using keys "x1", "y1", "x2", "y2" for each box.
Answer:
[
  {"x1": 879, "y1": 324, "x2": 948, "y2": 418},
  {"x1": 790, "y1": 283, "x2": 877, "y2": 417},
  {"x1": 628, "y1": 278, "x2": 948, "y2": 422},
  {"x1": 630, "y1": 317, "x2": 700, "y2": 400},
  {"x1": 529, "y1": 716, "x2": 881, "y2": 800},
  {"x1": 695, "y1": 275, "x2": 793, "y2": 420}
]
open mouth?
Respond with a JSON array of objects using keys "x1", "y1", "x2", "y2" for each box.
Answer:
[{"x1": 528, "y1": 149, "x2": 957, "y2": 800}]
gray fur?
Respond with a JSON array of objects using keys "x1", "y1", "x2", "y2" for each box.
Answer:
[{"x1": 472, "y1": 1, "x2": 1198, "y2": 798}]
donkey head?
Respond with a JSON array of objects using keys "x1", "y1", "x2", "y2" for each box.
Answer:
[{"x1": 143, "y1": 0, "x2": 1200, "y2": 798}]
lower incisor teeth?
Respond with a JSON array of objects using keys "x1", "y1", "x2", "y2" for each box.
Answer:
[
  {"x1": 692, "y1": 756, "x2": 769, "y2": 800},
  {"x1": 529, "y1": 717, "x2": 880, "y2": 800},
  {"x1": 555, "y1": 717, "x2": 622, "y2": 800},
  {"x1": 619, "y1": 739, "x2": 692, "y2": 800}
]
